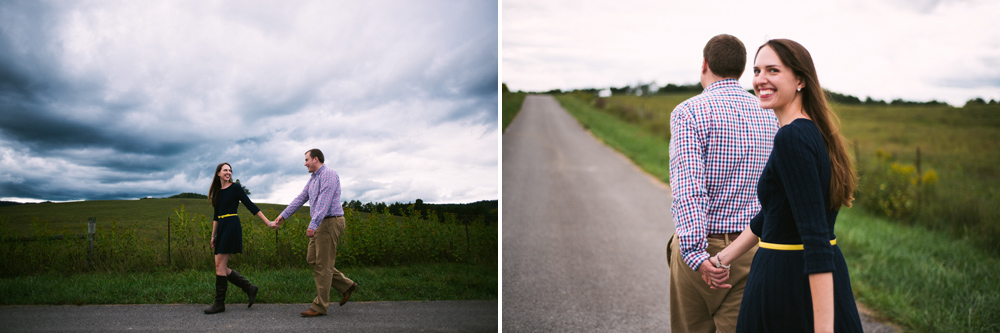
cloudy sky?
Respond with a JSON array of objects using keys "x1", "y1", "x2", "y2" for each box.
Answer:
[
  {"x1": 0, "y1": 1, "x2": 498, "y2": 204},
  {"x1": 503, "y1": 0, "x2": 1000, "y2": 106}
]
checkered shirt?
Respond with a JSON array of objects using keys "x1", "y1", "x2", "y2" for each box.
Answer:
[
  {"x1": 279, "y1": 164, "x2": 344, "y2": 231},
  {"x1": 669, "y1": 79, "x2": 778, "y2": 271}
]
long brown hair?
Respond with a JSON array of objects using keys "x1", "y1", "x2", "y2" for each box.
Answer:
[
  {"x1": 756, "y1": 39, "x2": 856, "y2": 209},
  {"x1": 208, "y1": 162, "x2": 231, "y2": 208}
]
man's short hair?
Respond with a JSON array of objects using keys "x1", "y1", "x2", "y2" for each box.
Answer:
[
  {"x1": 703, "y1": 34, "x2": 747, "y2": 79},
  {"x1": 306, "y1": 148, "x2": 325, "y2": 163}
]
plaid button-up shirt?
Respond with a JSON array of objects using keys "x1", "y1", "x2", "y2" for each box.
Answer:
[
  {"x1": 279, "y1": 164, "x2": 344, "y2": 231},
  {"x1": 669, "y1": 79, "x2": 778, "y2": 271}
]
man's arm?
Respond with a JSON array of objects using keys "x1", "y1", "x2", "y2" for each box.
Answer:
[
  {"x1": 279, "y1": 183, "x2": 310, "y2": 222},
  {"x1": 668, "y1": 105, "x2": 711, "y2": 272}
]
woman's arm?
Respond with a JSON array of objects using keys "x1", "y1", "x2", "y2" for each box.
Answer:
[
  {"x1": 716, "y1": 228, "x2": 760, "y2": 267},
  {"x1": 809, "y1": 272, "x2": 834, "y2": 333},
  {"x1": 255, "y1": 211, "x2": 271, "y2": 226},
  {"x1": 705, "y1": 228, "x2": 760, "y2": 288},
  {"x1": 210, "y1": 220, "x2": 218, "y2": 249}
]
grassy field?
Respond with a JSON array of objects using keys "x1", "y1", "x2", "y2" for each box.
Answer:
[
  {"x1": 0, "y1": 199, "x2": 498, "y2": 303},
  {"x1": 554, "y1": 92, "x2": 1000, "y2": 332},
  {"x1": 0, "y1": 262, "x2": 496, "y2": 305},
  {"x1": 0, "y1": 198, "x2": 301, "y2": 240}
]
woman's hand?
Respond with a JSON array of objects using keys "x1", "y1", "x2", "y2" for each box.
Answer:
[{"x1": 210, "y1": 237, "x2": 216, "y2": 249}]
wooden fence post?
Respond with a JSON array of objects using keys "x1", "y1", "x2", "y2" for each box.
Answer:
[{"x1": 87, "y1": 217, "x2": 96, "y2": 266}]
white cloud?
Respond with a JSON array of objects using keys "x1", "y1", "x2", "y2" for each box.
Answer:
[
  {"x1": 503, "y1": 0, "x2": 1000, "y2": 105},
  {"x1": 0, "y1": 0, "x2": 498, "y2": 204}
]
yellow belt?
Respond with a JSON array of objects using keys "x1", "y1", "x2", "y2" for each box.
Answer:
[
  {"x1": 217, "y1": 214, "x2": 238, "y2": 219},
  {"x1": 758, "y1": 238, "x2": 836, "y2": 250}
]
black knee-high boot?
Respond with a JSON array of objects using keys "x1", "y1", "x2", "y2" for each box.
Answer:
[
  {"x1": 227, "y1": 269, "x2": 258, "y2": 308},
  {"x1": 204, "y1": 275, "x2": 227, "y2": 314}
]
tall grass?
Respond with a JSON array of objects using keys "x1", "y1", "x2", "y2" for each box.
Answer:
[{"x1": 0, "y1": 204, "x2": 497, "y2": 277}]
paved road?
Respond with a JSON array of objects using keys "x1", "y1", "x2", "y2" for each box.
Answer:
[
  {"x1": 501, "y1": 95, "x2": 897, "y2": 332},
  {"x1": 0, "y1": 301, "x2": 496, "y2": 332}
]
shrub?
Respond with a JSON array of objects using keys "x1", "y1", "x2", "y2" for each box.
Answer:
[{"x1": 855, "y1": 150, "x2": 937, "y2": 221}]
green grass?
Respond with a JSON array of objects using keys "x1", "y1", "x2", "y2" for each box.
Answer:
[
  {"x1": 556, "y1": 92, "x2": 1000, "y2": 331},
  {"x1": 0, "y1": 198, "x2": 302, "y2": 240},
  {"x1": 837, "y1": 208, "x2": 999, "y2": 332},
  {"x1": 0, "y1": 262, "x2": 497, "y2": 305},
  {"x1": 554, "y1": 94, "x2": 672, "y2": 183},
  {"x1": 502, "y1": 91, "x2": 527, "y2": 132}
]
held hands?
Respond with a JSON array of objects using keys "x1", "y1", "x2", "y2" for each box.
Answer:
[
  {"x1": 698, "y1": 257, "x2": 732, "y2": 289},
  {"x1": 273, "y1": 216, "x2": 284, "y2": 229}
]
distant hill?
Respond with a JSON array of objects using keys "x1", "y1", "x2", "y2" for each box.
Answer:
[{"x1": 167, "y1": 192, "x2": 208, "y2": 199}]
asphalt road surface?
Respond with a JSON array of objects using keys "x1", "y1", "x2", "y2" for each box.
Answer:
[
  {"x1": 0, "y1": 301, "x2": 496, "y2": 332},
  {"x1": 501, "y1": 95, "x2": 897, "y2": 332}
]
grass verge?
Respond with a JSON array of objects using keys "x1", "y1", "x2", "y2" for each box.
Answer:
[
  {"x1": 0, "y1": 262, "x2": 496, "y2": 305},
  {"x1": 556, "y1": 93, "x2": 999, "y2": 331},
  {"x1": 837, "y1": 208, "x2": 999, "y2": 332},
  {"x1": 554, "y1": 94, "x2": 671, "y2": 183}
]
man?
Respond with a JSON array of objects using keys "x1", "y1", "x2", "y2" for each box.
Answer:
[
  {"x1": 667, "y1": 34, "x2": 778, "y2": 332},
  {"x1": 274, "y1": 148, "x2": 358, "y2": 317}
]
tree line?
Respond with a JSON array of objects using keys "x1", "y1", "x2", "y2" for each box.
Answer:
[{"x1": 518, "y1": 82, "x2": 997, "y2": 108}]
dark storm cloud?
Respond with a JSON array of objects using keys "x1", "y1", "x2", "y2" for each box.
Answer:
[{"x1": 0, "y1": 1, "x2": 499, "y2": 204}]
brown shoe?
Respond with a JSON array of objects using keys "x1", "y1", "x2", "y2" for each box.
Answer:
[
  {"x1": 339, "y1": 283, "x2": 358, "y2": 306},
  {"x1": 300, "y1": 309, "x2": 326, "y2": 317}
]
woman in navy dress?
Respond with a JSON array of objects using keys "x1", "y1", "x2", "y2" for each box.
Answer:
[
  {"x1": 204, "y1": 162, "x2": 274, "y2": 314},
  {"x1": 706, "y1": 39, "x2": 863, "y2": 332}
]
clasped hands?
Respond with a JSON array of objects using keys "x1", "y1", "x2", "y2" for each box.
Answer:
[
  {"x1": 698, "y1": 256, "x2": 732, "y2": 289},
  {"x1": 265, "y1": 216, "x2": 316, "y2": 238}
]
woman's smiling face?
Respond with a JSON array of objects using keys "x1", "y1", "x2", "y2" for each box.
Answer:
[
  {"x1": 218, "y1": 164, "x2": 232, "y2": 182},
  {"x1": 753, "y1": 45, "x2": 803, "y2": 110}
]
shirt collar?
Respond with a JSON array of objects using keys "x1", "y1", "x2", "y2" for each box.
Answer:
[
  {"x1": 705, "y1": 78, "x2": 742, "y2": 92},
  {"x1": 311, "y1": 164, "x2": 327, "y2": 177}
]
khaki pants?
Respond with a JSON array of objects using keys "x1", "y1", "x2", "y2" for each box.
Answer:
[
  {"x1": 307, "y1": 216, "x2": 354, "y2": 314},
  {"x1": 667, "y1": 233, "x2": 756, "y2": 333}
]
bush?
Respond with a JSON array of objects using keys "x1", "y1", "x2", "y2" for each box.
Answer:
[{"x1": 855, "y1": 150, "x2": 938, "y2": 221}]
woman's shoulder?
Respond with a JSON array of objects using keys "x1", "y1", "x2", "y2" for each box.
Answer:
[
  {"x1": 775, "y1": 119, "x2": 819, "y2": 140},
  {"x1": 774, "y1": 119, "x2": 824, "y2": 153}
]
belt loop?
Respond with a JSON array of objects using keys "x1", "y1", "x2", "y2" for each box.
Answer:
[{"x1": 724, "y1": 233, "x2": 730, "y2": 245}]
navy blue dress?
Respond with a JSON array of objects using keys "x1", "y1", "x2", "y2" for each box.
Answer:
[
  {"x1": 213, "y1": 183, "x2": 260, "y2": 254},
  {"x1": 737, "y1": 119, "x2": 863, "y2": 332}
]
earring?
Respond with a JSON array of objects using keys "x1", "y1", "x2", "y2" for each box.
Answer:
[{"x1": 797, "y1": 88, "x2": 802, "y2": 92}]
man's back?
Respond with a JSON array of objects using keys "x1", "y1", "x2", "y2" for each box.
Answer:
[{"x1": 669, "y1": 78, "x2": 777, "y2": 270}]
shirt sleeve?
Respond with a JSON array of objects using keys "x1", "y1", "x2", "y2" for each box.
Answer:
[
  {"x1": 280, "y1": 181, "x2": 310, "y2": 221},
  {"x1": 235, "y1": 183, "x2": 261, "y2": 216},
  {"x1": 772, "y1": 125, "x2": 835, "y2": 274},
  {"x1": 669, "y1": 103, "x2": 711, "y2": 271}
]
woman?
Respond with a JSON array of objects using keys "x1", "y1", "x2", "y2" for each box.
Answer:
[
  {"x1": 707, "y1": 39, "x2": 863, "y2": 332},
  {"x1": 204, "y1": 162, "x2": 273, "y2": 314}
]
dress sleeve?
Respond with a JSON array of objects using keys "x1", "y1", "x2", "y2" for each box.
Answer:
[
  {"x1": 749, "y1": 210, "x2": 763, "y2": 237},
  {"x1": 771, "y1": 125, "x2": 835, "y2": 274},
  {"x1": 235, "y1": 183, "x2": 261, "y2": 216}
]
